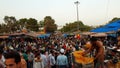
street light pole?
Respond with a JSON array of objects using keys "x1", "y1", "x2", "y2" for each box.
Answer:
[{"x1": 74, "y1": 1, "x2": 80, "y2": 31}]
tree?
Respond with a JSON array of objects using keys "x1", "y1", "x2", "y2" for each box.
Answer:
[
  {"x1": 0, "y1": 24, "x2": 8, "y2": 33},
  {"x1": 60, "y1": 21, "x2": 92, "y2": 32},
  {"x1": 4, "y1": 16, "x2": 17, "y2": 24},
  {"x1": 18, "y1": 18, "x2": 28, "y2": 29},
  {"x1": 26, "y1": 18, "x2": 39, "y2": 31},
  {"x1": 109, "y1": 17, "x2": 120, "y2": 23},
  {"x1": 44, "y1": 16, "x2": 57, "y2": 33},
  {"x1": 3, "y1": 16, "x2": 17, "y2": 33},
  {"x1": 39, "y1": 20, "x2": 44, "y2": 27}
]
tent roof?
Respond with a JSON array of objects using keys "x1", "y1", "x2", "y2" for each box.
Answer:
[
  {"x1": 105, "y1": 20, "x2": 120, "y2": 27},
  {"x1": 37, "y1": 34, "x2": 51, "y2": 38},
  {"x1": 90, "y1": 20, "x2": 120, "y2": 33},
  {"x1": 91, "y1": 33, "x2": 107, "y2": 37},
  {"x1": 0, "y1": 36, "x2": 9, "y2": 39}
]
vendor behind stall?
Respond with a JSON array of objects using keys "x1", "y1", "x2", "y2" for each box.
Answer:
[{"x1": 83, "y1": 37, "x2": 105, "y2": 68}]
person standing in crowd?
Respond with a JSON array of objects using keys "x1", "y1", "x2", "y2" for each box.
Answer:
[
  {"x1": 21, "y1": 50, "x2": 28, "y2": 68},
  {"x1": 34, "y1": 52, "x2": 44, "y2": 68},
  {"x1": 65, "y1": 49, "x2": 72, "y2": 68},
  {"x1": 48, "y1": 50, "x2": 56, "y2": 68},
  {"x1": 27, "y1": 50, "x2": 34, "y2": 68},
  {"x1": 4, "y1": 50, "x2": 21, "y2": 68},
  {"x1": 40, "y1": 50, "x2": 48, "y2": 68},
  {"x1": 56, "y1": 49, "x2": 68, "y2": 68},
  {"x1": 83, "y1": 37, "x2": 105, "y2": 68},
  {"x1": 19, "y1": 53, "x2": 27, "y2": 68},
  {"x1": 117, "y1": 36, "x2": 120, "y2": 49},
  {"x1": 0, "y1": 48, "x2": 5, "y2": 68}
]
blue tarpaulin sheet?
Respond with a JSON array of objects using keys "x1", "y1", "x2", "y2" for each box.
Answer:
[
  {"x1": 90, "y1": 20, "x2": 120, "y2": 32},
  {"x1": 37, "y1": 34, "x2": 51, "y2": 38}
]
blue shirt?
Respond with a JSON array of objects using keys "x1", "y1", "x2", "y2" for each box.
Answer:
[{"x1": 56, "y1": 54, "x2": 68, "y2": 66}]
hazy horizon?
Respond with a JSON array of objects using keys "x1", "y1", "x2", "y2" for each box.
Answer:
[{"x1": 0, "y1": 0, "x2": 120, "y2": 26}]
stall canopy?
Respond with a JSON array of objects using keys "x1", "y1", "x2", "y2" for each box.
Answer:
[
  {"x1": 37, "y1": 34, "x2": 51, "y2": 38},
  {"x1": 90, "y1": 20, "x2": 120, "y2": 32},
  {"x1": 90, "y1": 33, "x2": 107, "y2": 37},
  {"x1": 62, "y1": 34, "x2": 68, "y2": 38},
  {"x1": 0, "y1": 36, "x2": 9, "y2": 39}
]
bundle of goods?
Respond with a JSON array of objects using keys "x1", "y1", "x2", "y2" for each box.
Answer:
[{"x1": 72, "y1": 50, "x2": 94, "y2": 68}]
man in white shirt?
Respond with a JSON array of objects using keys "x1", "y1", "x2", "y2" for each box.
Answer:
[
  {"x1": 48, "y1": 50, "x2": 55, "y2": 68},
  {"x1": 40, "y1": 50, "x2": 48, "y2": 68}
]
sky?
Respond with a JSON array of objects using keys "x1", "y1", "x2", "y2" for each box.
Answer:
[{"x1": 0, "y1": 0, "x2": 120, "y2": 26}]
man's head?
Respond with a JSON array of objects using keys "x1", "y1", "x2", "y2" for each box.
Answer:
[
  {"x1": 50, "y1": 50, "x2": 55, "y2": 56},
  {"x1": 4, "y1": 51, "x2": 21, "y2": 68},
  {"x1": 40, "y1": 50, "x2": 45, "y2": 54},
  {"x1": 90, "y1": 37, "x2": 98, "y2": 44},
  {"x1": 60, "y1": 49, "x2": 64, "y2": 54}
]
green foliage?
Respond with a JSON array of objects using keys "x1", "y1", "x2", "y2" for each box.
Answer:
[
  {"x1": 3, "y1": 16, "x2": 18, "y2": 33},
  {"x1": 39, "y1": 20, "x2": 44, "y2": 27},
  {"x1": 44, "y1": 16, "x2": 57, "y2": 33},
  {"x1": 18, "y1": 18, "x2": 28, "y2": 29},
  {"x1": 26, "y1": 18, "x2": 39, "y2": 31},
  {"x1": 0, "y1": 16, "x2": 58, "y2": 33},
  {"x1": 1, "y1": 16, "x2": 120, "y2": 33},
  {"x1": 44, "y1": 16, "x2": 55, "y2": 25},
  {"x1": 61, "y1": 21, "x2": 92, "y2": 32},
  {"x1": 0, "y1": 16, "x2": 40, "y2": 33},
  {"x1": 0, "y1": 24, "x2": 8, "y2": 33},
  {"x1": 108, "y1": 17, "x2": 120, "y2": 23},
  {"x1": 4, "y1": 16, "x2": 17, "y2": 24}
]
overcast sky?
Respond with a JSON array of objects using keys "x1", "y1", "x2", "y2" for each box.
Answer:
[{"x1": 0, "y1": 0, "x2": 120, "y2": 26}]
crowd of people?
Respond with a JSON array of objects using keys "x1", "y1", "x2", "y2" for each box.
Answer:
[{"x1": 0, "y1": 33, "x2": 120, "y2": 68}]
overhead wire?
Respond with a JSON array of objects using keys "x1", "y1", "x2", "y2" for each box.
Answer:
[{"x1": 105, "y1": 0, "x2": 110, "y2": 24}]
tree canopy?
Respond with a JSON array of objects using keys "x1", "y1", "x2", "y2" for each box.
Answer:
[
  {"x1": 0, "y1": 16, "x2": 58, "y2": 33},
  {"x1": 60, "y1": 21, "x2": 92, "y2": 32},
  {"x1": 26, "y1": 18, "x2": 39, "y2": 31},
  {"x1": 109, "y1": 17, "x2": 120, "y2": 23},
  {"x1": 44, "y1": 16, "x2": 57, "y2": 33},
  {"x1": 0, "y1": 16, "x2": 120, "y2": 33}
]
